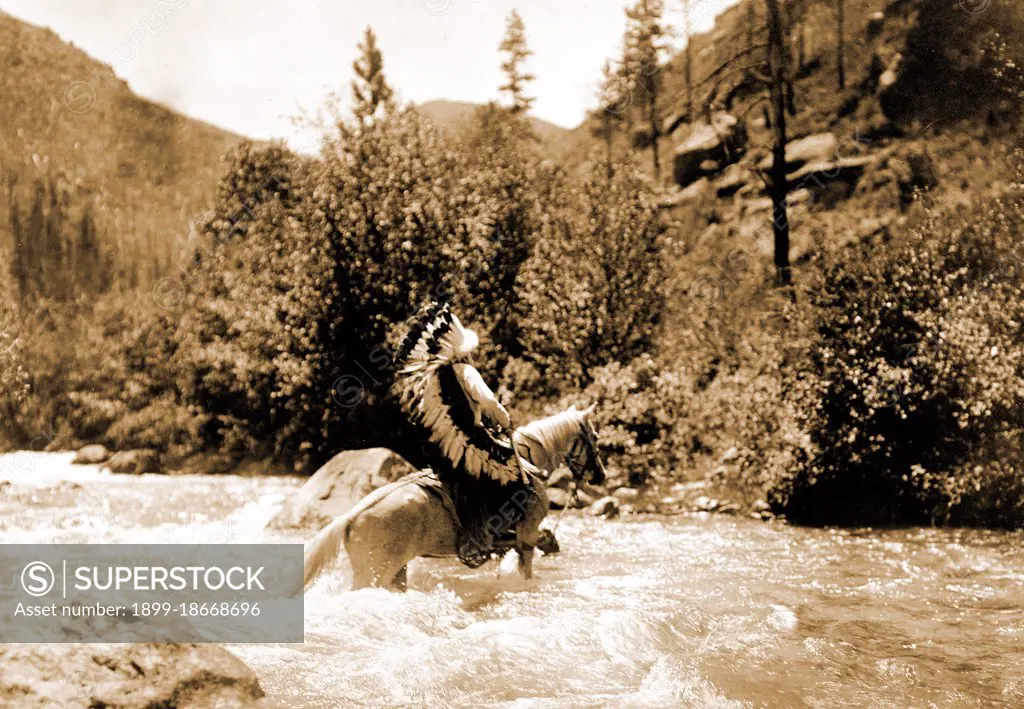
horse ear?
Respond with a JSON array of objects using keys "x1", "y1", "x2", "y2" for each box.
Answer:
[{"x1": 582, "y1": 402, "x2": 597, "y2": 418}]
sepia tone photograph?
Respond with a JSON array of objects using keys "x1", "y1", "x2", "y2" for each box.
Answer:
[{"x1": 0, "y1": 0, "x2": 1022, "y2": 706}]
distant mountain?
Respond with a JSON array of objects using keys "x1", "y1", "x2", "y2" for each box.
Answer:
[
  {"x1": 0, "y1": 10, "x2": 245, "y2": 282},
  {"x1": 415, "y1": 99, "x2": 572, "y2": 149}
]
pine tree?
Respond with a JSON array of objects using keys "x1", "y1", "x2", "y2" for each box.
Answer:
[
  {"x1": 677, "y1": 0, "x2": 694, "y2": 121},
  {"x1": 593, "y1": 61, "x2": 628, "y2": 180},
  {"x1": 622, "y1": 0, "x2": 667, "y2": 179},
  {"x1": 25, "y1": 180, "x2": 45, "y2": 300},
  {"x1": 499, "y1": 10, "x2": 536, "y2": 115},
  {"x1": 8, "y1": 184, "x2": 27, "y2": 304},
  {"x1": 77, "y1": 203, "x2": 105, "y2": 295},
  {"x1": 836, "y1": 0, "x2": 846, "y2": 90},
  {"x1": 351, "y1": 26, "x2": 394, "y2": 125}
]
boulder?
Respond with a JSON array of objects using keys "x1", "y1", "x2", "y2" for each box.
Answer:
[
  {"x1": 659, "y1": 178, "x2": 712, "y2": 209},
  {"x1": 714, "y1": 164, "x2": 751, "y2": 198},
  {"x1": 589, "y1": 495, "x2": 620, "y2": 519},
  {"x1": 759, "y1": 133, "x2": 838, "y2": 173},
  {"x1": 536, "y1": 528, "x2": 560, "y2": 555},
  {"x1": 104, "y1": 449, "x2": 160, "y2": 475},
  {"x1": 786, "y1": 155, "x2": 878, "y2": 189},
  {"x1": 267, "y1": 448, "x2": 414, "y2": 530},
  {"x1": 0, "y1": 643, "x2": 271, "y2": 709},
  {"x1": 866, "y1": 11, "x2": 885, "y2": 41},
  {"x1": 71, "y1": 444, "x2": 111, "y2": 465},
  {"x1": 662, "y1": 111, "x2": 689, "y2": 137},
  {"x1": 612, "y1": 487, "x2": 640, "y2": 502},
  {"x1": 694, "y1": 495, "x2": 720, "y2": 512},
  {"x1": 672, "y1": 112, "x2": 746, "y2": 187},
  {"x1": 547, "y1": 488, "x2": 571, "y2": 510},
  {"x1": 573, "y1": 490, "x2": 596, "y2": 509},
  {"x1": 717, "y1": 501, "x2": 741, "y2": 514},
  {"x1": 546, "y1": 468, "x2": 574, "y2": 491},
  {"x1": 671, "y1": 480, "x2": 708, "y2": 495}
]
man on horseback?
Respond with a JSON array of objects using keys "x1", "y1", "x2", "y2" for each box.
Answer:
[{"x1": 391, "y1": 301, "x2": 539, "y2": 568}]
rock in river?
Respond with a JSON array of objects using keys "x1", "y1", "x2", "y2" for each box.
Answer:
[
  {"x1": 72, "y1": 444, "x2": 111, "y2": 465},
  {"x1": 267, "y1": 448, "x2": 414, "y2": 531},
  {"x1": 0, "y1": 643, "x2": 272, "y2": 709},
  {"x1": 589, "y1": 495, "x2": 621, "y2": 519},
  {"x1": 612, "y1": 487, "x2": 640, "y2": 502},
  {"x1": 104, "y1": 449, "x2": 160, "y2": 475}
]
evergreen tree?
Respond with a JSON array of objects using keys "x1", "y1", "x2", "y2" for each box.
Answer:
[
  {"x1": 499, "y1": 10, "x2": 536, "y2": 115},
  {"x1": 836, "y1": 0, "x2": 846, "y2": 90},
  {"x1": 8, "y1": 184, "x2": 27, "y2": 304},
  {"x1": 592, "y1": 61, "x2": 628, "y2": 180},
  {"x1": 25, "y1": 181, "x2": 45, "y2": 300},
  {"x1": 622, "y1": 0, "x2": 667, "y2": 179},
  {"x1": 677, "y1": 0, "x2": 694, "y2": 121},
  {"x1": 351, "y1": 26, "x2": 394, "y2": 125}
]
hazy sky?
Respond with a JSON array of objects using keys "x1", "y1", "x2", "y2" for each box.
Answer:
[{"x1": 1, "y1": 0, "x2": 734, "y2": 150}]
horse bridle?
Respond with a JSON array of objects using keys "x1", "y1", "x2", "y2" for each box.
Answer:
[{"x1": 565, "y1": 422, "x2": 599, "y2": 482}]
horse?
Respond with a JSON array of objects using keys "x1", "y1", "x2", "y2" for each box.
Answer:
[{"x1": 302, "y1": 404, "x2": 607, "y2": 591}]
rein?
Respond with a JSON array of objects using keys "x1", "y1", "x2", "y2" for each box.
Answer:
[{"x1": 549, "y1": 444, "x2": 585, "y2": 536}]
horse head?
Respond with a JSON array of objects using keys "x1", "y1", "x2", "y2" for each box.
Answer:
[
  {"x1": 564, "y1": 403, "x2": 606, "y2": 486},
  {"x1": 511, "y1": 404, "x2": 607, "y2": 486}
]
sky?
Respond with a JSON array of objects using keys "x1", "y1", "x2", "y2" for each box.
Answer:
[{"x1": 1, "y1": 0, "x2": 735, "y2": 151}]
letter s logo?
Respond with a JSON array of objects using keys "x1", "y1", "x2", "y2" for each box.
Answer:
[{"x1": 21, "y1": 561, "x2": 55, "y2": 597}]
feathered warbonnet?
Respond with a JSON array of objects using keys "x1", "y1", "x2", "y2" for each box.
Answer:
[{"x1": 392, "y1": 301, "x2": 521, "y2": 485}]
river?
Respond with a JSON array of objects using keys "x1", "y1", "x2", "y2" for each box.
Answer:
[{"x1": 1, "y1": 452, "x2": 1022, "y2": 708}]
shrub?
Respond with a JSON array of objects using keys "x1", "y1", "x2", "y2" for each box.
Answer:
[
  {"x1": 759, "y1": 190, "x2": 1024, "y2": 526},
  {"x1": 0, "y1": 296, "x2": 29, "y2": 444},
  {"x1": 517, "y1": 161, "x2": 666, "y2": 387},
  {"x1": 559, "y1": 354, "x2": 696, "y2": 482},
  {"x1": 2, "y1": 107, "x2": 669, "y2": 470},
  {"x1": 171, "y1": 110, "x2": 548, "y2": 465},
  {"x1": 174, "y1": 141, "x2": 327, "y2": 461}
]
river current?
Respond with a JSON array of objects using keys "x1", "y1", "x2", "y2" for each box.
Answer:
[{"x1": 1, "y1": 452, "x2": 1021, "y2": 708}]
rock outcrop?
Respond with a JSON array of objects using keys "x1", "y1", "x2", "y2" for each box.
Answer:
[
  {"x1": 672, "y1": 112, "x2": 746, "y2": 187},
  {"x1": 757, "y1": 132, "x2": 839, "y2": 173},
  {"x1": 0, "y1": 643, "x2": 272, "y2": 709}
]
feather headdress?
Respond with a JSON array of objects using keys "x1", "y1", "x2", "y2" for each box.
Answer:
[{"x1": 392, "y1": 302, "x2": 521, "y2": 485}]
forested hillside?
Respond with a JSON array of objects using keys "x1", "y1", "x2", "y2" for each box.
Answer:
[{"x1": 0, "y1": 10, "x2": 243, "y2": 296}]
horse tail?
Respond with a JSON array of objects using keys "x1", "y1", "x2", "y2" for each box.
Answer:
[{"x1": 303, "y1": 513, "x2": 352, "y2": 589}]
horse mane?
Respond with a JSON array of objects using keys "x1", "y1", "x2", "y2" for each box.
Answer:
[{"x1": 516, "y1": 408, "x2": 585, "y2": 461}]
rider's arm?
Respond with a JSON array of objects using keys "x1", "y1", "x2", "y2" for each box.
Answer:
[{"x1": 452, "y1": 363, "x2": 511, "y2": 430}]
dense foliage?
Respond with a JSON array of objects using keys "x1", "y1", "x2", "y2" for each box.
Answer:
[
  {"x1": 710, "y1": 189, "x2": 1024, "y2": 527},
  {"x1": 0, "y1": 103, "x2": 667, "y2": 468}
]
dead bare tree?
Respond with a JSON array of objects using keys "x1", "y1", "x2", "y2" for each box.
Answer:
[
  {"x1": 690, "y1": 0, "x2": 795, "y2": 289},
  {"x1": 766, "y1": 0, "x2": 792, "y2": 288}
]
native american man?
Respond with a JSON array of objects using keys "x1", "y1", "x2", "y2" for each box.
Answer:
[{"x1": 391, "y1": 301, "x2": 537, "y2": 568}]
